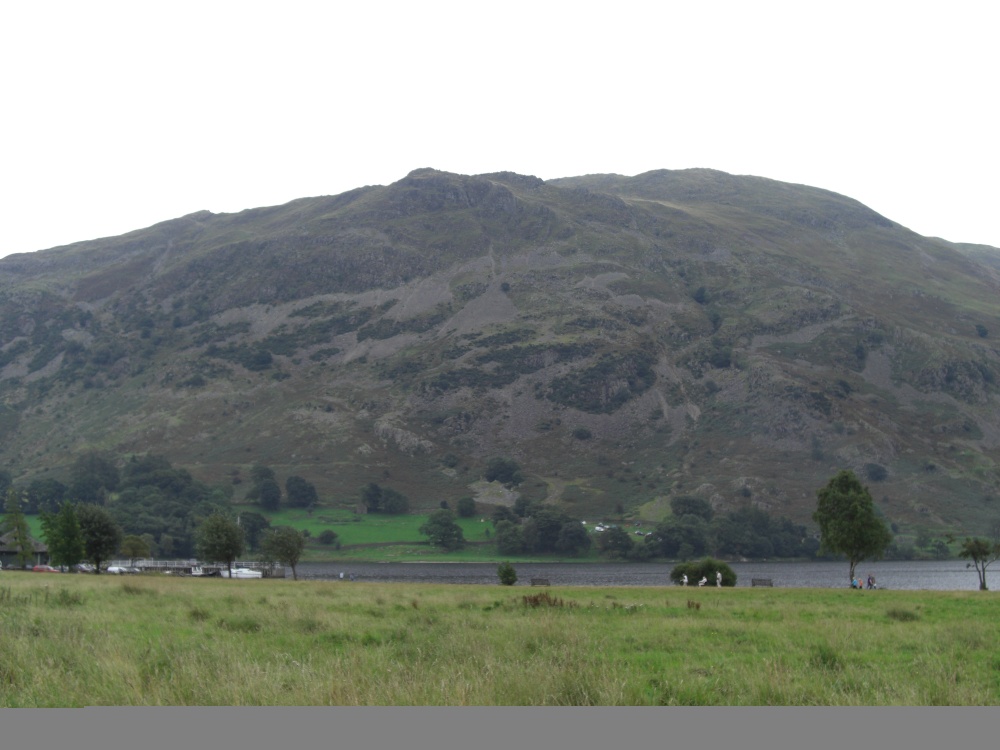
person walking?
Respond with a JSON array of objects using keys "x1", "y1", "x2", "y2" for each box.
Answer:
[{"x1": 716, "y1": 570, "x2": 722, "y2": 587}]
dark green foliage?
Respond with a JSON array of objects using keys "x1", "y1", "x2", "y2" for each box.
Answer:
[
  {"x1": 546, "y1": 350, "x2": 656, "y2": 413},
  {"x1": 864, "y1": 463, "x2": 888, "y2": 482},
  {"x1": 258, "y1": 479, "x2": 282, "y2": 511},
  {"x1": 497, "y1": 561, "x2": 517, "y2": 585},
  {"x1": 959, "y1": 537, "x2": 1000, "y2": 590},
  {"x1": 519, "y1": 507, "x2": 589, "y2": 555},
  {"x1": 318, "y1": 529, "x2": 338, "y2": 545},
  {"x1": 456, "y1": 497, "x2": 476, "y2": 518},
  {"x1": 112, "y1": 454, "x2": 229, "y2": 557},
  {"x1": 77, "y1": 503, "x2": 123, "y2": 574},
  {"x1": 40, "y1": 502, "x2": 85, "y2": 569},
  {"x1": 119, "y1": 534, "x2": 151, "y2": 563},
  {"x1": 670, "y1": 557, "x2": 737, "y2": 586},
  {"x1": 419, "y1": 510, "x2": 465, "y2": 551},
  {"x1": 361, "y1": 483, "x2": 410, "y2": 514},
  {"x1": 484, "y1": 457, "x2": 522, "y2": 487},
  {"x1": 69, "y1": 452, "x2": 120, "y2": 504},
  {"x1": 670, "y1": 496, "x2": 714, "y2": 522},
  {"x1": 2, "y1": 489, "x2": 36, "y2": 568},
  {"x1": 712, "y1": 506, "x2": 813, "y2": 559},
  {"x1": 196, "y1": 513, "x2": 245, "y2": 577},
  {"x1": 260, "y1": 526, "x2": 306, "y2": 580},
  {"x1": 555, "y1": 520, "x2": 592, "y2": 556},
  {"x1": 572, "y1": 427, "x2": 592, "y2": 440},
  {"x1": 285, "y1": 475, "x2": 318, "y2": 508},
  {"x1": 976, "y1": 324, "x2": 988, "y2": 338},
  {"x1": 238, "y1": 511, "x2": 271, "y2": 552},
  {"x1": 814, "y1": 470, "x2": 893, "y2": 582},
  {"x1": 596, "y1": 525, "x2": 635, "y2": 559},
  {"x1": 647, "y1": 516, "x2": 709, "y2": 559},
  {"x1": 491, "y1": 505, "x2": 518, "y2": 526},
  {"x1": 493, "y1": 520, "x2": 525, "y2": 555}
]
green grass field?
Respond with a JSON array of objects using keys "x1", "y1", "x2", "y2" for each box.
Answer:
[{"x1": 1, "y1": 573, "x2": 998, "y2": 706}]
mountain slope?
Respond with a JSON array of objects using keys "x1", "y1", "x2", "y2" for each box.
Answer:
[{"x1": 2, "y1": 168, "x2": 999, "y2": 538}]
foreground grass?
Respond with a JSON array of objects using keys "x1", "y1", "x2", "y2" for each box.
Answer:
[{"x1": 1, "y1": 574, "x2": 998, "y2": 706}]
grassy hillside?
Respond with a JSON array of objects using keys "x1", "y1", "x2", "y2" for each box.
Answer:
[{"x1": 2, "y1": 168, "x2": 1000, "y2": 541}]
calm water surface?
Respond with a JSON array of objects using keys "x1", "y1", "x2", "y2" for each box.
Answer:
[{"x1": 295, "y1": 559, "x2": 984, "y2": 591}]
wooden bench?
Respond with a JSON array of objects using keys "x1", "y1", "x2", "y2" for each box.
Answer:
[
  {"x1": 751, "y1": 578, "x2": 774, "y2": 587},
  {"x1": 530, "y1": 578, "x2": 550, "y2": 587}
]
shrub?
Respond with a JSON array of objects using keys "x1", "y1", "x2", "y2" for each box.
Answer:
[
  {"x1": 318, "y1": 529, "x2": 338, "y2": 545},
  {"x1": 865, "y1": 463, "x2": 888, "y2": 482},
  {"x1": 497, "y1": 561, "x2": 517, "y2": 586},
  {"x1": 670, "y1": 558, "x2": 737, "y2": 586}
]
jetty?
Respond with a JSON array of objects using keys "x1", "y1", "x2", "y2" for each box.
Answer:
[{"x1": 105, "y1": 559, "x2": 285, "y2": 578}]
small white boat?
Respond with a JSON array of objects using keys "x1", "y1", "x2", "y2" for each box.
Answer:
[{"x1": 220, "y1": 567, "x2": 264, "y2": 579}]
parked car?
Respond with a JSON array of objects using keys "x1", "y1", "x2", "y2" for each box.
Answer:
[
  {"x1": 32, "y1": 565, "x2": 61, "y2": 573},
  {"x1": 106, "y1": 566, "x2": 130, "y2": 574}
]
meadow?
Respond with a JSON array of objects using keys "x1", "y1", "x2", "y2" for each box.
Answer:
[{"x1": 1, "y1": 572, "x2": 998, "y2": 706}]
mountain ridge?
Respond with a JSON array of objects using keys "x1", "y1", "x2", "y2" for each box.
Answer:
[{"x1": 2, "y1": 168, "x2": 999, "y2": 540}]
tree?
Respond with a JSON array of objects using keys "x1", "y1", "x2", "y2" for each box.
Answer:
[
  {"x1": 285, "y1": 475, "x2": 318, "y2": 508},
  {"x1": 196, "y1": 513, "x2": 245, "y2": 578},
  {"x1": 24, "y1": 477, "x2": 68, "y2": 514},
  {"x1": 261, "y1": 526, "x2": 306, "y2": 580},
  {"x1": 69, "y1": 451, "x2": 120, "y2": 504},
  {"x1": 497, "y1": 561, "x2": 517, "y2": 586},
  {"x1": 419, "y1": 509, "x2": 465, "y2": 551},
  {"x1": 238, "y1": 511, "x2": 271, "y2": 552},
  {"x1": 484, "y1": 457, "x2": 522, "y2": 487},
  {"x1": 77, "y1": 503, "x2": 123, "y2": 574},
  {"x1": 40, "y1": 502, "x2": 85, "y2": 570},
  {"x1": 555, "y1": 521, "x2": 592, "y2": 555},
  {"x1": 2, "y1": 489, "x2": 36, "y2": 568},
  {"x1": 670, "y1": 495, "x2": 714, "y2": 522},
  {"x1": 597, "y1": 525, "x2": 635, "y2": 559},
  {"x1": 120, "y1": 534, "x2": 151, "y2": 565},
  {"x1": 258, "y1": 478, "x2": 282, "y2": 511},
  {"x1": 959, "y1": 537, "x2": 1000, "y2": 591},
  {"x1": 813, "y1": 470, "x2": 893, "y2": 583},
  {"x1": 361, "y1": 483, "x2": 409, "y2": 514},
  {"x1": 493, "y1": 519, "x2": 525, "y2": 555},
  {"x1": 456, "y1": 497, "x2": 477, "y2": 518}
]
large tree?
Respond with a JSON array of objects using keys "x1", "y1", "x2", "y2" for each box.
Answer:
[
  {"x1": 238, "y1": 511, "x2": 271, "y2": 552},
  {"x1": 419, "y1": 509, "x2": 465, "y2": 551},
  {"x1": 813, "y1": 470, "x2": 892, "y2": 583},
  {"x1": 959, "y1": 537, "x2": 1000, "y2": 591},
  {"x1": 285, "y1": 475, "x2": 318, "y2": 508},
  {"x1": 77, "y1": 503, "x2": 123, "y2": 574},
  {"x1": 196, "y1": 513, "x2": 245, "y2": 578},
  {"x1": 40, "y1": 502, "x2": 85, "y2": 570},
  {"x1": 260, "y1": 526, "x2": 307, "y2": 580}
]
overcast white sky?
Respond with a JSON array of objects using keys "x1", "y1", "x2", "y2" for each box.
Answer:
[{"x1": 2, "y1": 1, "x2": 997, "y2": 260}]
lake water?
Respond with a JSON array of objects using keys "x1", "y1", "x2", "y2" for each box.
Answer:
[{"x1": 294, "y1": 559, "x2": 986, "y2": 591}]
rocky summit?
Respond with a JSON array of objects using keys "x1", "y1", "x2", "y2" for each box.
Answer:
[{"x1": 2, "y1": 167, "x2": 999, "y2": 535}]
